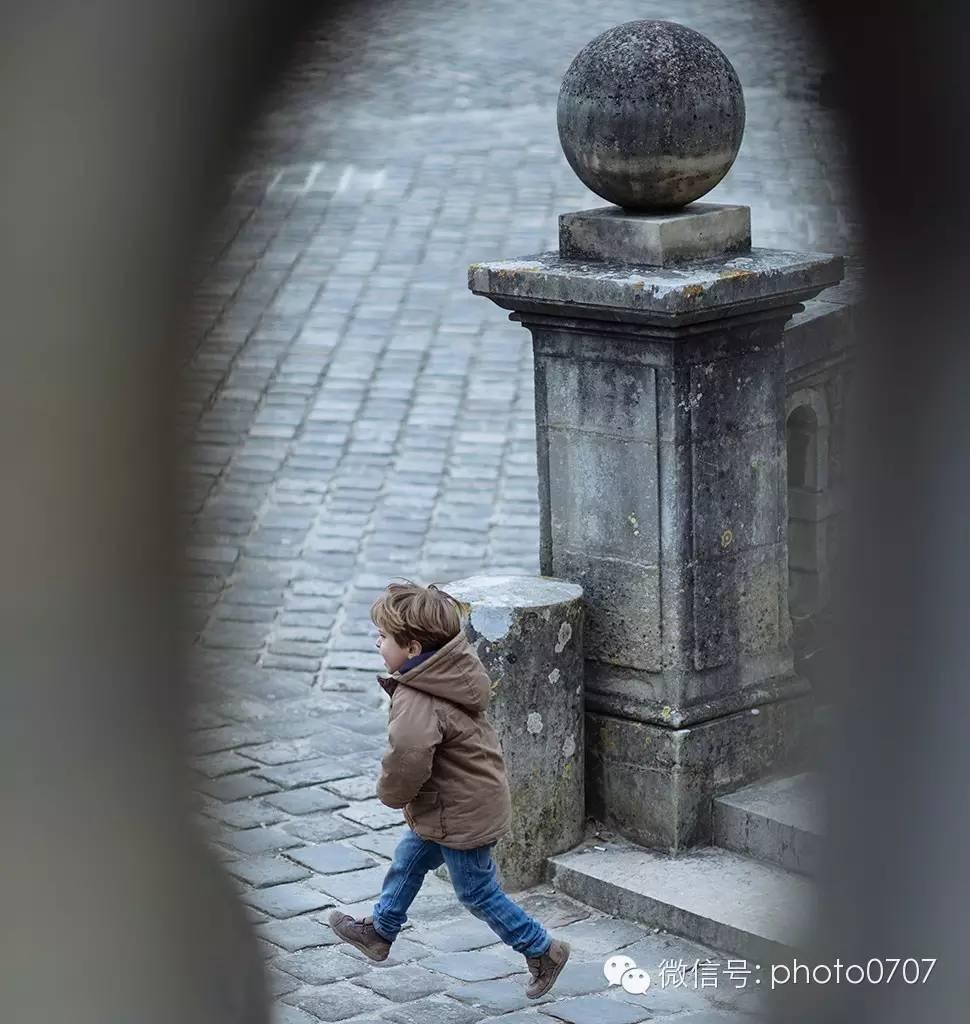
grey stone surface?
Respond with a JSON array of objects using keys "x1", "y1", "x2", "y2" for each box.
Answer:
[
  {"x1": 606, "y1": 981, "x2": 717, "y2": 1017},
  {"x1": 206, "y1": 798, "x2": 287, "y2": 830},
  {"x1": 585, "y1": 697, "x2": 813, "y2": 850},
  {"x1": 220, "y1": 825, "x2": 302, "y2": 855},
  {"x1": 271, "y1": 1004, "x2": 320, "y2": 1024},
  {"x1": 512, "y1": 892, "x2": 591, "y2": 929},
  {"x1": 227, "y1": 854, "x2": 311, "y2": 888},
  {"x1": 557, "y1": 21, "x2": 745, "y2": 209},
  {"x1": 243, "y1": 882, "x2": 335, "y2": 919},
  {"x1": 336, "y1": 798, "x2": 406, "y2": 830},
  {"x1": 533, "y1": 959, "x2": 609, "y2": 999},
  {"x1": 325, "y1": 710, "x2": 388, "y2": 737},
  {"x1": 287, "y1": 842, "x2": 379, "y2": 874},
  {"x1": 614, "y1": 930, "x2": 725, "y2": 972},
  {"x1": 193, "y1": 749, "x2": 258, "y2": 777},
  {"x1": 197, "y1": 771, "x2": 281, "y2": 802},
  {"x1": 255, "y1": 757, "x2": 363, "y2": 789},
  {"x1": 257, "y1": 914, "x2": 340, "y2": 952},
  {"x1": 245, "y1": 730, "x2": 378, "y2": 764},
  {"x1": 713, "y1": 771, "x2": 823, "y2": 875},
  {"x1": 469, "y1": 248, "x2": 843, "y2": 325},
  {"x1": 354, "y1": 963, "x2": 449, "y2": 1001},
  {"x1": 420, "y1": 951, "x2": 521, "y2": 982},
  {"x1": 266, "y1": 966, "x2": 302, "y2": 998},
  {"x1": 310, "y1": 865, "x2": 387, "y2": 903},
  {"x1": 347, "y1": 826, "x2": 408, "y2": 859},
  {"x1": 479, "y1": 1015, "x2": 546, "y2": 1024},
  {"x1": 275, "y1": 946, "x2": 367, "y2": 985},
  {"x1": 405, "y1": 891, "x2": 471, "y2": 923},
  {"x1": 655, "y1": 1011, "x2": 755, "y2": 1024},
  {"x1": 559, "y1": 205, "x2": 751, "y2": 266},
  {"x1": 445, "y1": 575, "x2": 585, "y2": 889},
  {"x1": 324, "y1": 774, "x2": 378, "y2": 800},
  {"x1": 550, "y1": 917, "x2": 653, "y2": 957},
  {"x1": 282, "y1": 812, "x2": 366, "y2": 843},
  {"x1": 449, "y1": 978, "x2": 551, "y2": 1014},
  {"x1": 382, "y1": 995, "x2": 486, "y2": 1024},
  {"x1": 539, "y1": 994, "x2": 648, "y2": 1023},
  {"x1": 266, "y1": 786, "x2": 349, "y2": 815},
  {"x1": 548, "y1": 843, "x2": 815, "y2": 963},
  {"x1": 285, "y1": 980, "x2": 391, "y2": 1021},
  {"x1": 410, "y1": 917, "x2": 503, "y2": 953}
]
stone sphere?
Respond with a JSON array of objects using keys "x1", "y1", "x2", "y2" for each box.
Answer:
[{"x1": 557, "y1": 20, "x2": 745, "y2": 210}]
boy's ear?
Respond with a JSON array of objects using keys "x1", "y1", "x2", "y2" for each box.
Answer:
[{"x1": 408, "y1": 640, "x2": 423, "y2": 657}]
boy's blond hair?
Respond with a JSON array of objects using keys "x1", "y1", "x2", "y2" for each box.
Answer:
[{"x1": 370, "y1": 581, "x2": 465, "y2": 651}]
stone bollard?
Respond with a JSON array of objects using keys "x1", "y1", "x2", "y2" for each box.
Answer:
[{"x1": 434, "y1": 574, "x2": 584, "y2": 892}]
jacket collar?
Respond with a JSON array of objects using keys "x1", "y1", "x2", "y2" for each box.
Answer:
[
  {"x1": 377, "y1": 632, "x2": 464, "y2": 699},
  {"x1": 376, "y1": 631, "x2": 490, "y2": 713}
]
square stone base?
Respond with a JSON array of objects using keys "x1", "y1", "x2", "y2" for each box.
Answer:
[
  {"x1": 585, "y1": 694, "x2": 814, "y2": 852},
  {"x1": 559, "y1": 203, "x2": 751, "y2": 266}
]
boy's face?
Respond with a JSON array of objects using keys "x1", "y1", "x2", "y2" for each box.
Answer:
[{"x1": 375, "y1": 629, "x2": 421, "y2": 673}]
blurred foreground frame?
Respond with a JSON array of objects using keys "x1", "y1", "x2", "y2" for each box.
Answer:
[
  {"x1": 0, "y1": 2, "x2": 967, "y2": 1024},
  {"x1": 0, "y1": 2, "x2": 319, "y2": 1021},
  {"x1": 792, "y1": 3, "x2": 969, "y2": 1022}
]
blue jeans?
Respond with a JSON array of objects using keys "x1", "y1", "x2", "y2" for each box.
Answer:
[{"x1": 371, "y1": 828, "x2": 551, "y2": 958}]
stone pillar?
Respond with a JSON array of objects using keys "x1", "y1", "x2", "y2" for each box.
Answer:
[
  {"x1": 444, "y1": 575, "x2": 584, "y2": 891},
  {"x1": 468, "y1": 21, "x2": 844, "y2": 852}
]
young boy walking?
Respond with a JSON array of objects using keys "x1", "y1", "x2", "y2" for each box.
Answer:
[{"x1": 329, "y1": 582, "x2": 571, "y2": 999}]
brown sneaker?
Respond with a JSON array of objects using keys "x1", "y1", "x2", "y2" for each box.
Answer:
[
  {"x1": 328, "y1": 910, "x2": 392, "y2": 962},
  {"x1": 525, "y1": 938, "x2": 571, "y2": 998}
]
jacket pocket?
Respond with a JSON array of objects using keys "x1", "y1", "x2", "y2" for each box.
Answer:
[{"x1": 407, "y1": 788, "x2": 445, "y2": 840}]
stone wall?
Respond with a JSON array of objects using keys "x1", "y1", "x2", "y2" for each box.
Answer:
[{"x1": 782, "y1": 273, "x2": 858, "y2": 697}]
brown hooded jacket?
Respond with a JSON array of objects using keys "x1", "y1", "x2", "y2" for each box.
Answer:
[{"x1": 376, "y1": 631, "x2": 512, "y2": 850}]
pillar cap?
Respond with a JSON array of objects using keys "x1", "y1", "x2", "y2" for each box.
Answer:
[
  {"x1": 469, "y1": 248, "x2": 844, "y2": 328},
  {"x1": 445, "y1": 574, "x2": 583, "y2": 610}
]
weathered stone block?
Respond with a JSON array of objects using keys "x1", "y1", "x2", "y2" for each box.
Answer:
[
  {"x1": 287, "y1": 842, "x2": 377, "y2": 874},
  {"x1": 539, "y1": 349, "x2": 658, "y2": 440},
  {"x1": 243, "y1": 882, "x2": 334, "y2": 919},
  {"x1": 286, "y1": 980, "x2": 390, "y2": 1022},
  {"x1": 266, "y1": 785, "x2": 348, "y2": 815},
  {"x1": 275, "y1": 946, "x2": 366, "y2": 985},
  {"x1": 469, "y1": 248, "x2": 843, "y2": 325},
  {"x1": 354, "y1": 963, "x2": 449, "y2": 1002},
  {"x1": 227, "y1": 854, "x2": 310, "y2": 889},
  {"x1": 448, "y1": 978, "x2": 551, "y2": 1014},
  {"x1": 585, "y1": 697, "x2": 813, "y2": 850},
  {"x1": 550, "y1": 550, "x2": 660, "y2": 672},
  {"x1": 444, "y1": 575, "x2": 585, "y2": 890},
  {"x1": 559, "y1": 204, "x2": 751, "y2": 266},
  {"x1": 256, "y1": 915, "x2": 340, "y2": 953},
  {"x1": 419, "y1": 951, "x2": 520, "y2": 982},
  {"x1": 546, "y1": 427, "x2": 660, "y2": 562},
  {"x1": 686, "y1": 347, "x2": 783, "y2": 437},
  {"x1": 692, "y1": 543, "x2": 789, "y2": 670},
  {"x1": 690, "y1": 432, "x2": 785, "y2": 558},
  {"x1": 309, "y1": 864, "x2": 386, "y2": 903}
]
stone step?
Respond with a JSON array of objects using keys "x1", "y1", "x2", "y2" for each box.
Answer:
[
  {"x1": 713, "y1": 772, "x2": 825, "y2": 876},
  {"x1": 548, "y1": 841, "x2": 817, "y2": 964}
]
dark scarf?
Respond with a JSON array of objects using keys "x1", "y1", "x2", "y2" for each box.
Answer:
[{"x1": 398, "y1": 647, "x2": 440, "y2": 675}]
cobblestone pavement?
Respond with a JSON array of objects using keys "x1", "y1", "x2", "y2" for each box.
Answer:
[{"x1": 183, "y1": 2, "x2": 855, "y2": 1021}]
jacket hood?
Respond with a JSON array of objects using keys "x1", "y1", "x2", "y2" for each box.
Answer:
[{"x1": 378, "y1": 632, "x2": 491, "y2": 713}]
